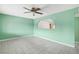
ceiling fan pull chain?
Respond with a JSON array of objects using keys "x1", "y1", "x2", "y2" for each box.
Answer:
[{"x1": 33, "y1": 13, "x2": 35, "y2": 16}]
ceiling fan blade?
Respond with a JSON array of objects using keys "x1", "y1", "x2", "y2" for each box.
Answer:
[
  {"x1": 24, "y1": 12, "x2": 31, "y2": 14},
  {"x1": 35, "y1": 11, "x2": 43, "y2": 15},
  {"x1": 23, "y1": 7, "x2": 31, "y2": 11}
]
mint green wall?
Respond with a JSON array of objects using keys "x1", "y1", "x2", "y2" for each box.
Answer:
[
  {"x1": 75, "y1": 17, "x2": 79, "y2": 42},
  {"x1": 0, "y1": 14, "x2": 34, "y2": 40},
  {"x1": 75, "y1": 7, "x2": 79, "y2": 43},
  {"x1": 34, "y1": 8, "x2": 76, "y2": 46}
]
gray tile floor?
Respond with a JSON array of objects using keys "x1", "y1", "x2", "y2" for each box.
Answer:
[{"x1": 0, "y1": 36, "x2": 79, "y2": 54}]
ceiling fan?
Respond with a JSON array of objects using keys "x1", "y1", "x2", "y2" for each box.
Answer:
[{"x1": 23, "y1": 7, "x2": 43, "y2": 16}]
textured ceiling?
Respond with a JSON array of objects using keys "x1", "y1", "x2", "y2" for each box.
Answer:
[{"x1": 0, "y1": 4, "x2": 78, "y2": 19}]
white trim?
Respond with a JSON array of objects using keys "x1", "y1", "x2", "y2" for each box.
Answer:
[{"x1": 34, "y1": 35, "x2": 75, "y2": 48}]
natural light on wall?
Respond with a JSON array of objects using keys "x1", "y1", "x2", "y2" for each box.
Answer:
[{"x1": 38, "y1": 19, "x2": 55, "y2": 30}]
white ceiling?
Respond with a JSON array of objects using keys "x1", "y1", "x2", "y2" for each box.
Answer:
[{"x1": 0, "y1": 4, "x2": 78, "y2": 19}]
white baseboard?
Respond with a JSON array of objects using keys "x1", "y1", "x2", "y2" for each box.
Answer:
[{"x1": 34, "y1": 35, "x2": 75, "y2": 48}]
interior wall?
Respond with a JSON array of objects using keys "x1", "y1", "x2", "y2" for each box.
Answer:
[
  {"x1": 75, "y1": 7, "x2": 79, "y2": 43},
  {"x1": 0, "y1": 14, "x2": 34, "y2": 40},
  {"x1": 34, "y1": 8, "x2": 76, "y2": 47},
  {"x1": 75, "y1": 17, "x2": 79, "y2": 42}
]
